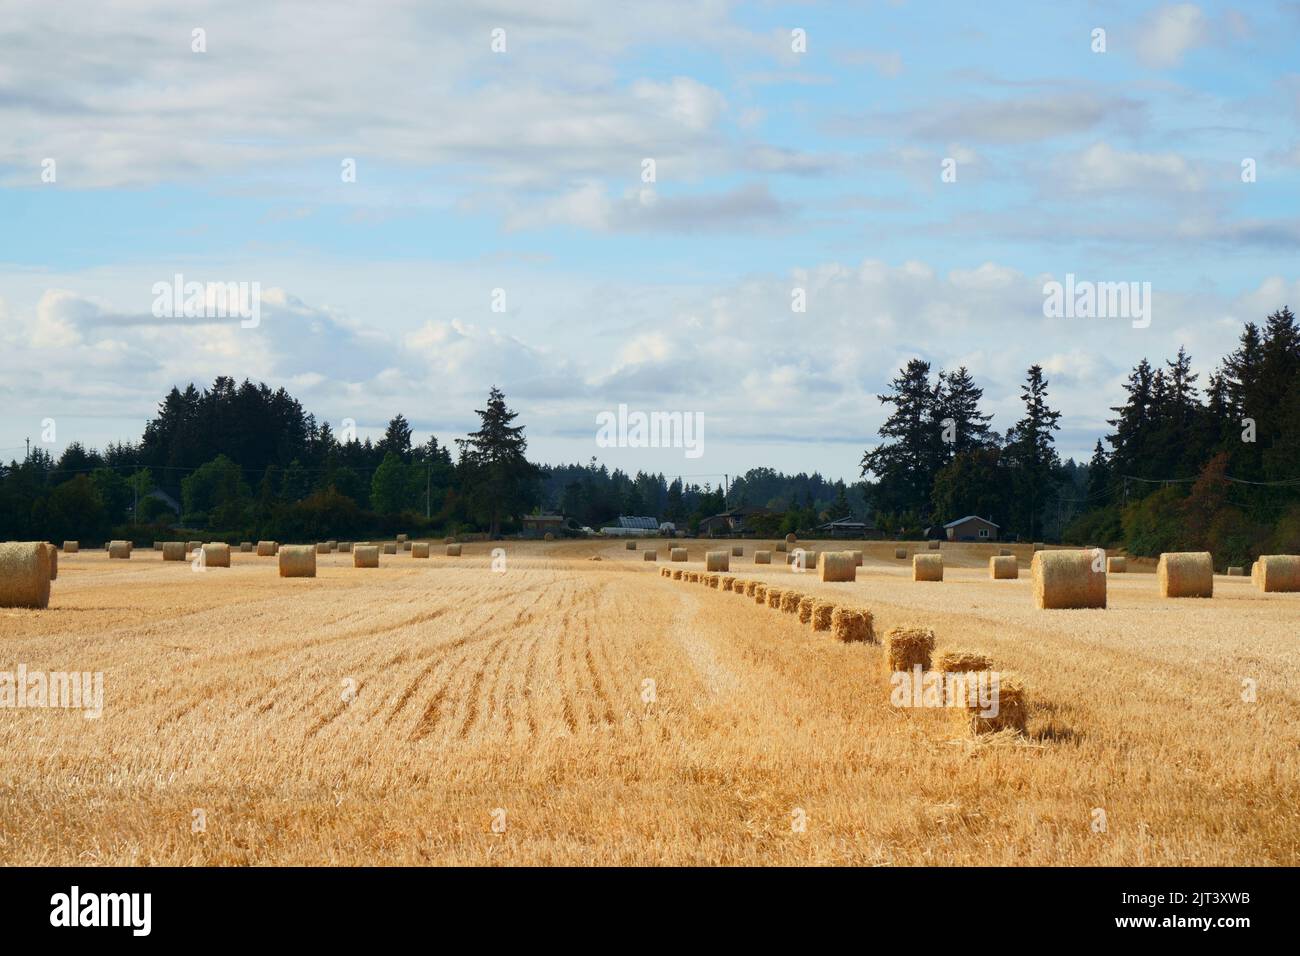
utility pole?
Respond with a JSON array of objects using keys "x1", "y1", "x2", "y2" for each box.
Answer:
[{"x1": 25, "y1": 437, "x2": 30, "y2": 459}]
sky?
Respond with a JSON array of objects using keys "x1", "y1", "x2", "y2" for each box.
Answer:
[{"x1": 2, "y1": 0, "x2": 1299, "y2": 483}]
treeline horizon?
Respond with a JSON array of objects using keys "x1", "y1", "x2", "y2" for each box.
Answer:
[
  {"x1": 3, "y1": 305, "x2": 1297, "y2": 560},
  {"x1": 861, "y1": 306, "x2": 1300, "y2": 565}
]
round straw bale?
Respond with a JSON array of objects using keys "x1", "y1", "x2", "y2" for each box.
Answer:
[
  {"x1": 1255, "y1": 555, "x2": 1300, "y2": 592},
  {"x1": 326, "y1": 540, "x2": 337, "y2": 552},
  {"x1": 352, "y1": 545, "x2": 379, "y2": 568},
  {"x1": 819, "y1": 551, "x2": 857, "y2": 582},
  {"x1": 625, "y1": 540, "x2": 637, "y2": 550},
  {"x1": 928, "y1": 539, "x2": 940, "y2": 550},
  {"x1": 884, "y1": 626, "x2": 935, "y2": 672},
  {"x1": 989, "y1": 555, "x2": 1018, "y2": 580},
  {"x1": 643, "y1": 550, "x2": 656, "y2": 561},
  {"x1": 731, "y1": 545, "x2": 743, "y2": 557},
  {"x1": 810, "y1": 601, "x2": 835, "y2": 631},
  {"x1": 766, "y1": 586, "x2": 784, "y2": 608},
  {"x1": 754, "y1": 550, "x2": 771, "y2": 565},
  {"x1": 444, "y1": 536, "x2": 456, "y2": 545},
  {"x1": 315, "y1": 542, "x2": 330, "y2": 554},
  {"x1": 186, "y1": 540, "x2": 201, "y2": 554},
  {"x1": 543, "y1": 532, "x2": 555, "y2": 541},
  {"x1": 1031, "y1": 550, "x2": 1106, "y2": 609},
  {"x1": 63, "y1": 541, "x2": 79, "y2": 554},
  {"x1": 935, "y1": 650, "x2": 993, "y2": 673},
  {"x1": 153, "y1": 542, "x2": 163, "y2": 551},
  {"x1": 705, "y1": 550, "x2": 730, "y2": 572},
  {"x1": 797, "y1": 596, "x2": 814, "y2": 623},
  {"x1": 445, "y1": 543, "x2": 462, "y2": 557},
  {"x1": 1107, "y1": 556, "x2": 1127, "y2": 573},
  {"x1": 43, "y1": 543, "x2": 58, "y2": 581},
  {"x1": 396, "y1": 534, "x2": 408, "y2": 543},
  {"x1": 279, "y1": 545, "x2": 316, "y2": 578},
  {"x1": 913, "y1": 554, "x2": 943, "y2": 582},
  {"x1": 203, "y1": 542, "x2": 231, "y2": 568},
  {"x1": 0, "y1": 542, "x2": 52, "y2": 608},
  {"x1": 850, "y1": 550, "x2": 864, "y2": 566},
  {"x1": 779, "y1": 590, "x2": 801, "y2": 613},
  {"x1": 1226, "y1": 565, "x2": 1243, "y2": 576},
  {"x1": 775, "y1": 541, "x2": 787, "y2": 553},
  {"x1": 754, "y1": 584, "x2": 768, "y2": 604},
  {"x1": 670, "y1": 548, "x2": 687, "y2": 562},
  {"x1": 240, "y1": 542, "x2": 253, "y2": 552},
  {"x1": 108, "y1": 540, "x2": 132, "y2": 559},
  {"x1": 412, "y1": 542, "x2": 430, "y2": 558},
  {"x1": 785, "y1": 533, "x2": 797, "y2": 545},
  {"x1": 1157, "y1": 551, "x2": 1213, "y2": 598},
  {"x1": 338, "y1": 542, "x2": 352, "y2": 552},
  {"x1": 1033, "y1": 542, "x2": 1045, "y2": 551},
  {"x1": 257, "y1": 540, "x2": 276, "y2": 556},
  {"x1": 831, "y1": 607, "x2": 873, "y2": 643},
  {"x1": 383, "y1": 542, "x2": 397, "y2": 555},
  {"x1": 162, "y1": 541, "x2": 185, "y2": 561},
  {"x1": 895, "y1": 548, "x2": 907, "y2": 559}
]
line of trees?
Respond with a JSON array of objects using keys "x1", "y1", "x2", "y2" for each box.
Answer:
[
  {"x1": 859, "y1": 307, "x2": 1300, "y2": 564},
  {"x1": 1, "y1": 380, "x2": 871, "y2": 542}
]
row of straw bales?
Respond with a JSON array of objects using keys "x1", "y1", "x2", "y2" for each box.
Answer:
[{"x1": 660, "y1": 557, "x2": 1024, "y2": 734}]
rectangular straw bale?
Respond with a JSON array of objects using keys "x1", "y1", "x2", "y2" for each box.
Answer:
[
  {"x1": 934, "y1": 650, "x2": 994, "y2": 673},
  {"x1": 798, "y1": 596, "x2": 815, "y2": 623},
  {"x1": 810, "y1": 601, "x2": 836, "y2": 631},
  {"x1": 831, "y1": 607, "x2": 873, "y2": 643},
  {"x1": 720, "y1": 575, "x2": 735, "y2": 591},
  {"x1": 754, "y1": 584, "x2": 768, "y2": 604},
  {"x1": 885, "y1": 626, "x2": 935, "y2": 672},
  {"x1": 779, "y1": 590, "x2": 801, "y2": 613},
  {"x1": 766, "y1": 586, "x2": 784, "y2": 608},
  {"x1": 952, "y1": 671, "x2": 1028, "y2": 736}
]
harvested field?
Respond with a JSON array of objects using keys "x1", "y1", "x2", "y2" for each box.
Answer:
[{"x1": 1, "y1": 537, "x2": 1297, "y2": 865}]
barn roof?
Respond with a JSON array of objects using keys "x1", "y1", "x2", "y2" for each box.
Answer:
[{"x1": 943, "y1": 515, "x2": 999, "y2": 528}]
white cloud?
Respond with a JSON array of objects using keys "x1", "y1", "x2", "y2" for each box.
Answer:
[{"x1": 1136, "y1": 4, "x2": 1208, "y2": 68}]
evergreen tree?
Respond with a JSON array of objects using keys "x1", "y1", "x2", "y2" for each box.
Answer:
[
  {"x1": 455, "y1": 386, "x2": 539, "y2": 537},
  {"x1": 1004, "y1": 365, "x2": 1062, "y2": 540}
]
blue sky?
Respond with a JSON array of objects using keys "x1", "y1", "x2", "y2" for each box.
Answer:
[{"x1": 2, "y1": 1, "x2": 1298, "y2": 481}]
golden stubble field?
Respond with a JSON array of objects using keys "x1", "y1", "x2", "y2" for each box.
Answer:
[{"x1": 1, "y1": 538, "x2": 1297, "y2": 866}]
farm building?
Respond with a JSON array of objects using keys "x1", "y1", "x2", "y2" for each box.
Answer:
[
  {"x1": 520, "y1": 514, "x2": 568, "y2": 538},
  {"x1": 698, "y1": 507, "x2": 775, "y2": 537},
  {"x1": 599, "y1": 516, "x2": 660, "y2": 537},
  {"x1": 812, "y1": 516, "x2": 878, "y2": 539},
  {"x1": 943, "y1": 515, "x2": 999, "y2": 542}
]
